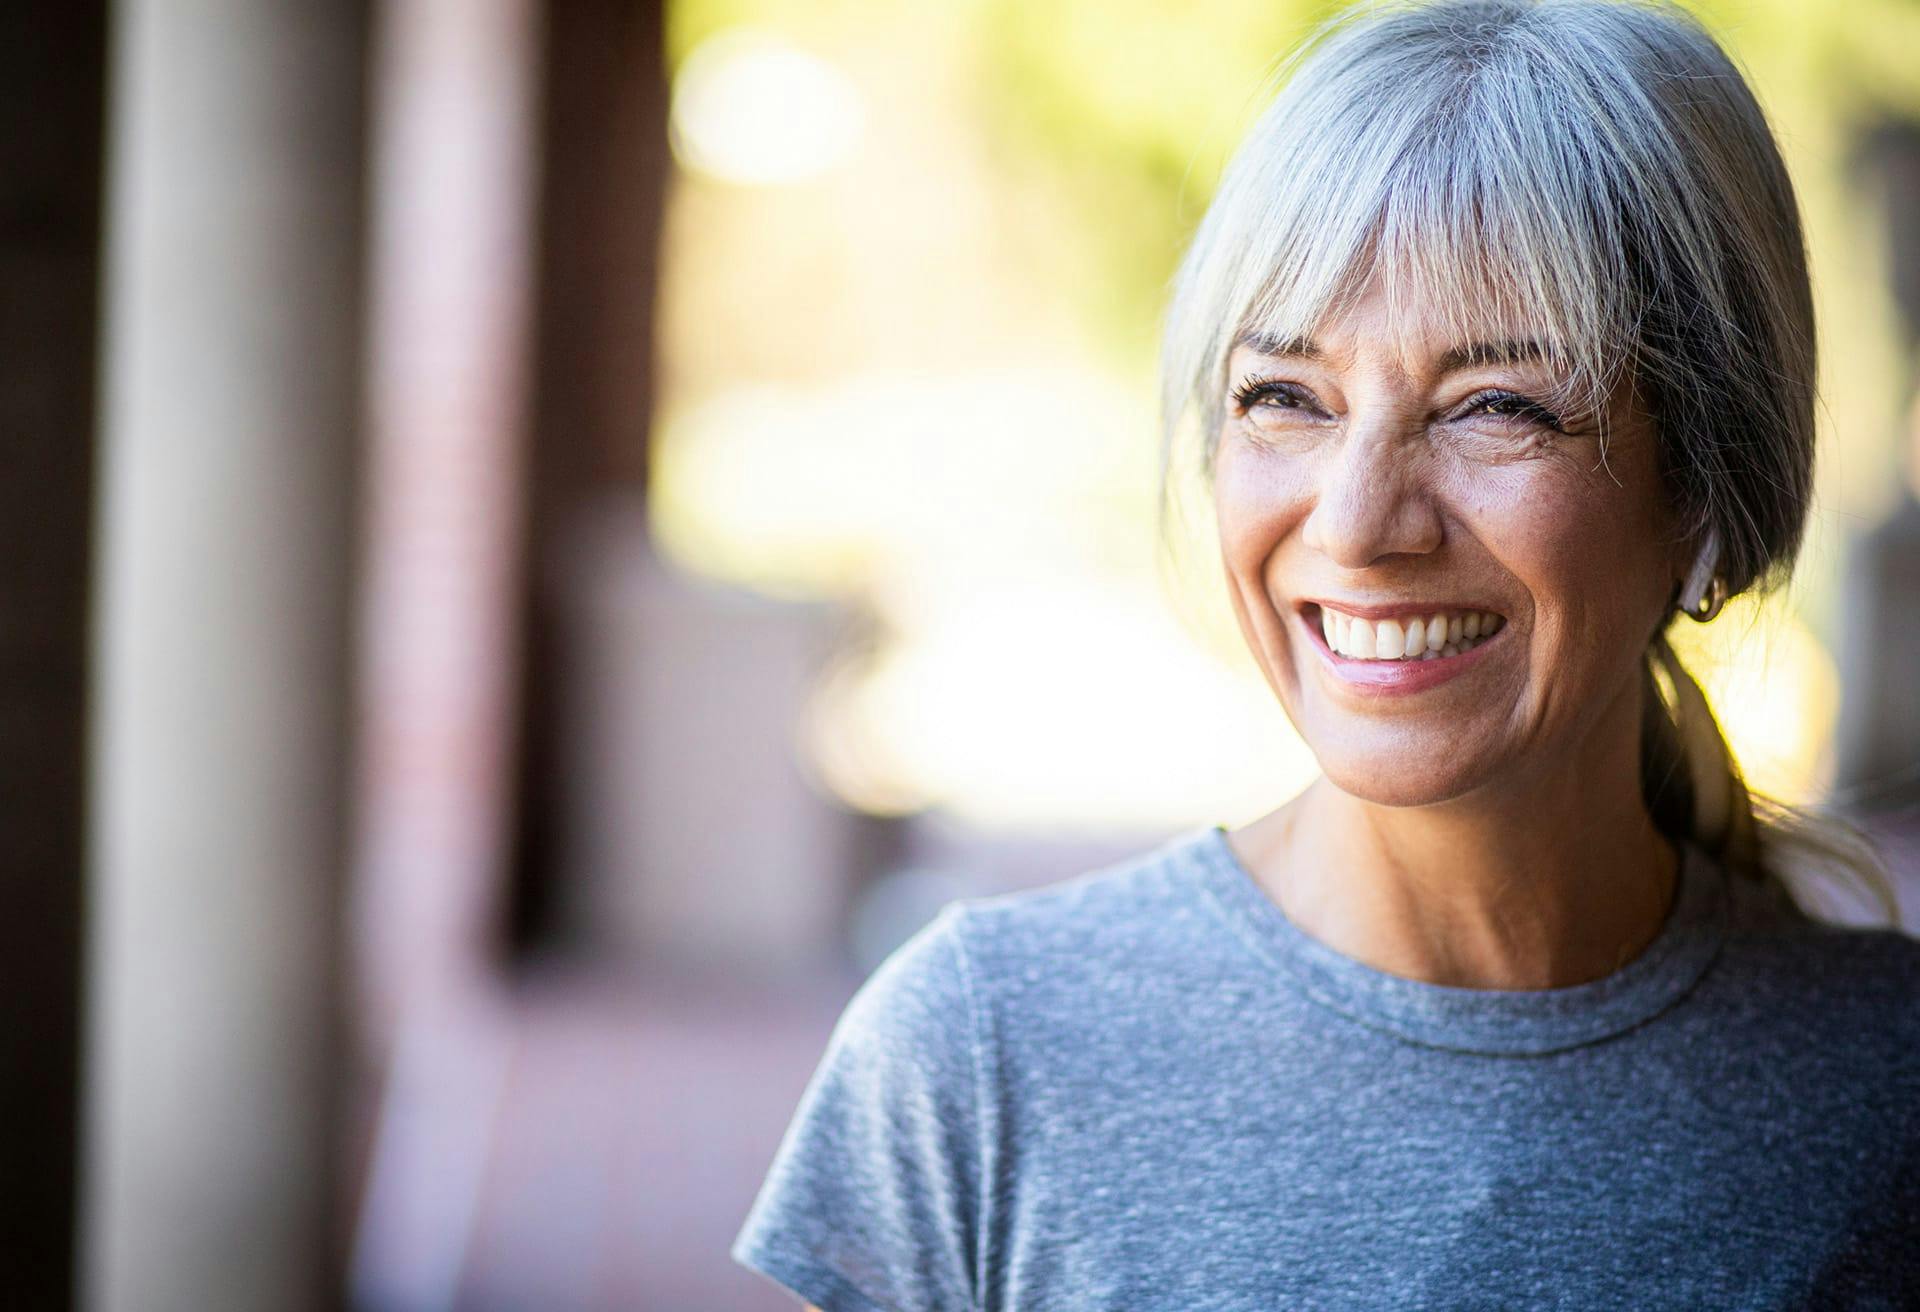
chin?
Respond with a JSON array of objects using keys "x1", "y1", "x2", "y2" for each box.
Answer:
[{"x1": 1304, "y1": 731, "x2": 1494, "y2": 809}]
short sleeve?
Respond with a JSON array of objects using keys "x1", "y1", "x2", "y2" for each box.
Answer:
[{"x1": 730, "y1": 902, "x2": 985, "y2": 1312}]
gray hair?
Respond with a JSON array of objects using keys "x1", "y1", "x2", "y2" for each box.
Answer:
[{"x1": 1160, "y1": 0, "x2": 1902, "y2": 923}]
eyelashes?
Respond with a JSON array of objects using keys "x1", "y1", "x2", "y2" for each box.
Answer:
[
  {"x1": 1229, "y1": 375, "x2": 1567, "y2": 434},
  {"x1": 1455, "y1": 388, "x2": 1567, "y2": 433},
  {"x1": 1230, "y1": 375, "x2": 1317, "y2": 414}
]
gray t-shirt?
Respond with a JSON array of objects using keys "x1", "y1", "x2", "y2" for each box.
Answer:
[{"x1": 730, "y1": 824, "x2": 1920, "y2": 1310}]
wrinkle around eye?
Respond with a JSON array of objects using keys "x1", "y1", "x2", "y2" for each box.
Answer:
[
  {"x1": 1434, "y1": 416, "x2": 1562, "y2": 464},
  {"x1": 1225, "y1": 407, "x2": 1337, "y2": 459}
]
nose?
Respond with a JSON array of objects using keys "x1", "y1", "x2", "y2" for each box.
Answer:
[{"x1": 1298, "y1": 415, "x2": 1444, "y2": 568}]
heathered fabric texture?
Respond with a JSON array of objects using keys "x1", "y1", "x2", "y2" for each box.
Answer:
[{"x1": 731, "y1": 825, "x2": 1920, "y2": 1310}]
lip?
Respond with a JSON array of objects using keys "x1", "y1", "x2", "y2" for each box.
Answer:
[{"x1": 1298, "y1": 602, "x2": 1508, "y2": 695}]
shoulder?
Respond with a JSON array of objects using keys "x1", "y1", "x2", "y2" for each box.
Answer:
[
  {"x1": 957, "y1": 827, "x2": 1215, "y2": 941},
  {"x1": 1712, "y1": 878, "x2": 1920, "y2": 1072},
  {"x1": 927, "y1": 828, "x2": 1248, "y2": 1059},
  {"x1": 795, "y1": 830, "x2": 1206, "y2": 1117},
  {"x1": 1719, "y1": 872, "x2": 1920, "y2": 1002},
  {"x1": 823, "y1": 901, "x2": 979, "y2": 1090},
  {"x1": 729, "y1": 836, "x2": 1210, "y2": 1312},
  {"x1": 731, "y1": 906, "x2": 988, "y2": 1310},
  {"x1": 950, "y1": 827, "x2": 1219, "y2": 977}
]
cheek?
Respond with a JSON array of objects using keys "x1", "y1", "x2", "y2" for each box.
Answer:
[
  {"x1": 1212, "y1": 440, "x2": 1312, "y2": 575},
  {"x1": 1467, "y1": 460, "x2": 1669, "y2": 645}
]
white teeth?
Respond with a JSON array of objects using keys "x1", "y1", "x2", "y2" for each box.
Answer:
[
  {"x1": 1375, "y1": 619, "x2": 1404, "y2": 659},
  {"x1": 1348, "y1": 617, "x2": 1376, "y2": 658},
  {"x1": 1319, "y1": 605, "x2": 1506, "y2": 662}
]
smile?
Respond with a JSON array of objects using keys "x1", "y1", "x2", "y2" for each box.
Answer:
[
  {"x1": 1317, "y1": 604, "x2": 1505, "y2": 661},
  {"x1": 1299, "y1": 602, "x2": 1510, "y2": 694}
]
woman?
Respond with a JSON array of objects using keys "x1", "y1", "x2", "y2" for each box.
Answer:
[{"x1": 732, "y1": 1, "x2": 1920, "y2": 1307}]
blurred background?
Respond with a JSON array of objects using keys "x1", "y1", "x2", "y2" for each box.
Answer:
[{"x1": 5, "y1": 0, "x2": 1919, "y2": 1308}]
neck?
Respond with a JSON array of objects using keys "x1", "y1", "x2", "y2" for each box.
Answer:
[{"x1": 1232, "y1": 694, "x2": 1681, "y2": 991}]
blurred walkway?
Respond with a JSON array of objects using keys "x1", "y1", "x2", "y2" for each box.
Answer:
[{"x1": 450, "y1": 964, "x2": 854, "y2": 1312}]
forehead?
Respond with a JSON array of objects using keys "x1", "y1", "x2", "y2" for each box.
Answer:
[{"x1": 1247, "y1": 257, "x2": 1577, "y2": 366}]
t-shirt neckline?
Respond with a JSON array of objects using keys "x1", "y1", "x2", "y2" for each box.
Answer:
[{"x1": 1187, "y1": 823, "x2": 1730, "y2": 1056}]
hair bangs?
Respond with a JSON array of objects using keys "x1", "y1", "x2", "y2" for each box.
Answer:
[{"x1": 1221, "y1": 68, "x2": 1635, "y2": 461}]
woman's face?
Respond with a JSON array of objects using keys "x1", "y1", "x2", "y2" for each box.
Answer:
[{"x1": 1214, "y1": 275, "x2": 1689, "y2": 807}]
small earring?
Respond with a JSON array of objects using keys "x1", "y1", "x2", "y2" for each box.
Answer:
[
  {"x1": 1678, "y1": 528, "x2": 1727, "y2": 623},
  {"x1": 1686, "y1": 574, "x2": 1728, "y2": 623}
]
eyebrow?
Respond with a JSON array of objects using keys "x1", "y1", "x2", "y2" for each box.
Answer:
[
  {"x1": 1231, "y1": 332, "x2": 1549, "y2": 373},
  {"x1": 1437, "y1": 339, "x2": 1547, "y2": 372},
  {"x1": 1232, "y1": 330, "x2": 1320, "y2": 359}
]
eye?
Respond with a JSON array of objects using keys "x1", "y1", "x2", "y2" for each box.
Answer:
[
  {"x1": 1455, "y1": 388, "x2": 1565, "y2": 432},
  {"x1": 1230, "y1": 375, "x2": 1322, "y2": 416}
]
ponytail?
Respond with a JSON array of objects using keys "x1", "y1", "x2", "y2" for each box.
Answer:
[{"x1": 1641, "y1": 631, "x2": 1904, "y2": 926}]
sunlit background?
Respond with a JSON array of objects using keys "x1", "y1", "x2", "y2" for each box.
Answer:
[
  {"x1": 653, "y1": 0, "x2": 1919, "y2": 828},
  {"x1": 10, "y1": 1, "x2": 1917, "y2": 1310}
]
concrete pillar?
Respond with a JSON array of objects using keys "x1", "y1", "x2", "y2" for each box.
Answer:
[
  {"x1": 0, "y1": 6, "x2": 107, "y2": 1309},
  {"x1": 81, "y1": 3, "x2": 366, "y2": 1309},
  {"x1": 344, "y1": 2, "x2": 541, "y2": 1307}
]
